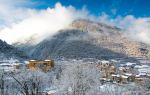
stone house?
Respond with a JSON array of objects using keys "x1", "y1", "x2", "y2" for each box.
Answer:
[{"x1": 27, "y1": 60, "x2": 54, "y2": 72}]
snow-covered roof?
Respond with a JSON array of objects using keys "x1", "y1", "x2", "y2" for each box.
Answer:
[
  {"x1": 111, "y1": 74, "x2": 120, "y2": 77},
  {"x1": 121, "y1": 75, "x2": 128, "y2": 78},
  {"x1": 135, "y1": 75, "x2": 140, "y2": 77},
  {"x1": 141, "y1": 65, "x2": 149, "y2": 68},
  {"x1": 139, "y1": 73, "x2": 147, "y2": 76},
  {"x1": 111, "y1": 59, "x2": 118, "y2": 63},
  {"x1": 112, "y1": 74, "x2": 117, "y2": 77},
  {"x1": 29, "y1": 60, "x2": 36, "y2": 62},
  {"x1": 24, "y1": 61, "x2": 29, "y2": 64},
  {"x1": 101, "y1": 60, "x2": 110, "y2": 64},
  {"x1": 47, "y1": 90, "x2": 56, "y2": 94},
  {"x1": 135, "y1": 65, "x2": 149, "y2": 69},
  {"x1": 126, "y1": 62, "x2": 136, "y2": 66},
  {"x1": 100, "y1": 78, "x2": 107, "y2": 80},
  {"x1": 124, "y1": 73, "x2": 132, "y2": 76},
  {"x1": 134, "y1": 65, "x2": 141, "y2": 68},
  {"x1": 116, "y1": 74, "x2": 120, "y2": 77},
  {"x1": 119, "y1": 67, "x2": 124, "y2": 70},
  {"x1": 120, "y1": 64, "x2": 125, "y2": 66},
  {"x1": 44, "y1": 60, "x2": 51, "y2": 61}
]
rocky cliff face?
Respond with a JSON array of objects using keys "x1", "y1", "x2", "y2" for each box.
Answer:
[{"x1": 16, "y1": 19, "x2": 150, "y2": 60}]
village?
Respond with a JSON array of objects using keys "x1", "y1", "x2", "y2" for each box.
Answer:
[
  {"x1": 0, "y1": 58, "x2": 150, "y2": 95},
  {"x1": 0, "y1": 58, "x2": 150, "y2": 85},
  {"x1": 96, "y1": 59, "x2": 150, "y2": 84}
]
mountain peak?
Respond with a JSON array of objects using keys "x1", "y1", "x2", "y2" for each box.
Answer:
[{"x1": 70, "y1": 19, "x2": 121, "y2": 35}]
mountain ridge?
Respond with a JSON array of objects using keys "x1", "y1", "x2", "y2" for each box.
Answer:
[
  {"x1": 0, "y1": 39, "x2": 28, "y2": 61},
  {"x1": 15, "y1": 19, "x2": 150, "y2": 61}
]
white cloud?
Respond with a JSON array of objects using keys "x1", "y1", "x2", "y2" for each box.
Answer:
[
  {"x1": 116, "y1": 16, "x2": 150, "y2": 45},
  {"x1": 0, "y1": 2, "x2": 94, "y2": 44},
  {"x1": 0, "y1": 1, "x2": 150, "y2": 45},
  {"x1": 98, "y1": 14, "x2": 150, "y2": 44},
  {"x1": 126, "y1": 17, "x2": 150, "y2": 44}
]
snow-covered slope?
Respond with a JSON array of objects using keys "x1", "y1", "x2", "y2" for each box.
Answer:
[
  {"x1": 16, "y1": 19, "x2": 150, "y2": 60},
  {"x1": 0, "y1": 39, "x2": 28, "y2": 61}
]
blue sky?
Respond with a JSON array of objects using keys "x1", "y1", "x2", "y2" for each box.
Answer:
[
  {"x1": 31, "y1": 0, "x2": 150, "y2": 18},
  {"x1": 0, "y1": 0, "x2": 150, "y2": 44}
]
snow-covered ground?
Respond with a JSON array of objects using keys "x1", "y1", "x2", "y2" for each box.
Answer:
[
  {"x1": 0, "y1": 58, "x2": 149, "y2": 95},
  {"x1": 0, "y1": 58, "x2": 25, "y2": 72}
]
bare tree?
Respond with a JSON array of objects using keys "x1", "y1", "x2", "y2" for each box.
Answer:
[
  {"x1": 55, "y1": 63, "x2": 101, "y2": 95},
  {"x1": 9, "y1": 69, "x2": 54, "y2": 95},
  {"x1": 0, "y1": 70, "x2": 5, "y2": 95}
]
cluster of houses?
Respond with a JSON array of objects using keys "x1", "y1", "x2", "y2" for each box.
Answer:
[
  {"x1": 0, "y1": 59, "x2": 55, "y2": 73},
  {"x1": 96, "y1": 60, "x2": 150, "y2": 84}
]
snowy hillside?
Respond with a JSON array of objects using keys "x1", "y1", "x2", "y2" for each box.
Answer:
[
  {"x1": 16, "y1": 19, "x2": 150, "y2": 61},
  {"x1": 0, "y1": 39, "x2": 28, "y2": 61}
]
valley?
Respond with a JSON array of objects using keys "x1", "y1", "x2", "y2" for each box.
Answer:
[{"x1": 0, "y1": 19, "x2": 150, "y2": 95}]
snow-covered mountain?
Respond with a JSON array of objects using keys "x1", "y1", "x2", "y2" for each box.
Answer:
[
  {"x1": 15, "y1": 19, "x2": 150, "y2": 61},
  {"x1": 0, "y1": 39, "x2": 28, "y2": 61}
]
